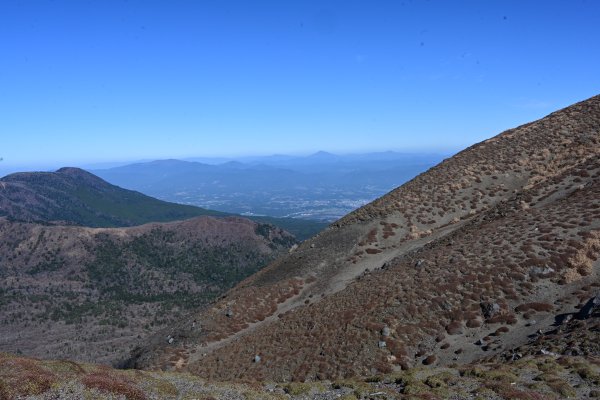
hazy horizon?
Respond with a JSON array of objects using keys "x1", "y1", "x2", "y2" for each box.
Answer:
[{"x1": 0, "y1": 148, "x2": 453, "y2": 177}]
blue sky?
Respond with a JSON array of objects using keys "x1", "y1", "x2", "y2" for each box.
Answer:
[{"x1": 1, "y1": 0, "x2": 599, "y2": 170}]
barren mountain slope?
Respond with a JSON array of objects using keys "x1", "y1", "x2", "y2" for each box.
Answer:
[
  {"x1": 129, "y1": 95, "x2": 600, "y2": 381},
  {"x1": 0, "y1": 216, "x2": 294, "y2": 365}
]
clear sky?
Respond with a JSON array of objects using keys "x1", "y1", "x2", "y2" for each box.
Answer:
[{"x1": 1, "y1": 0, "x2": 599, "y2": 169}]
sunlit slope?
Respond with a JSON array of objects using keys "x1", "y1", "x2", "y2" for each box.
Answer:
[
  {"x1": 129, "y1": 95, "x2": 599, "y2": 381},
  {"x1": 0, "y1": 216, "x2": 294, "y2": 365}
]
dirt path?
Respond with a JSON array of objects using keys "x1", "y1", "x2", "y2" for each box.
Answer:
[
  {"x1": 184, "y1": 218, "x2": 469, "y2": 368},
  {"x1": 328, "y1": 218, "x2": 469, "y2": 294},
  {"x1": 185, "y1": 282, "x2": 313, "y2": 365}
]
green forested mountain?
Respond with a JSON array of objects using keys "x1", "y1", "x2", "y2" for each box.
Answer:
[{"x1": 0, "y1": 167, "x2": 225, "y2": 227}]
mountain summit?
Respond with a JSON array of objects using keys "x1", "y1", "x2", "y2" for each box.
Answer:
[
  {"x1": 129, "y1": 95, "x2": 600, "y2": 381},
  {"x1": 0, "y1": 167, "x2": 224, "y2": 227}
]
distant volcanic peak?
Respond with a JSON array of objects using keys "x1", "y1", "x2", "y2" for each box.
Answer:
[
  {"x1": 312, "y1": 150, "x2": 335, "y2": 156},
  {"x1": 309, "y1": 150, "x2": 337, "y2": 159}
]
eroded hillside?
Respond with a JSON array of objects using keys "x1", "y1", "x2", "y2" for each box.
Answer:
[
  {"x1": 129, "y1": 95, "x2": 600, "y2": 381},
  {"x1": 0, "y1": 216, "x2": 294, "y2": 365}
]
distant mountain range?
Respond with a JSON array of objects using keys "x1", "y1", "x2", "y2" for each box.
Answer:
[{"x1": 92, "y1": 151, "x2": 445, "y2": 221}]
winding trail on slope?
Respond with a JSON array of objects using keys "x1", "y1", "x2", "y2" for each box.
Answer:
[{"x1": 180, "y1": 218, "x2": 470, "y2": 369}]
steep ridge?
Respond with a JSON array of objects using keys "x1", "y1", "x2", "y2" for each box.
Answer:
[
  {"x1": 0, "y1": 167, "x2": 225, "y2": 227},
  {"x1": 129, "y1": 95, "x2": 600, "y2": 380},
  {"x1": 0, "y1": 216, "x2": 294, "y2": 365}
]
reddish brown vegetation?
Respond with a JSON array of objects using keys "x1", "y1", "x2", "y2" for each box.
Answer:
[
  {"x1": 445, "y1": 321, "x2": 464, "y2": 335},
  {"x1": 423, "y1": 355, "x2": 437, "y2": 365},
  {"x1": 133, "y1": 95, "x2": 600, "y2": 381},
  {"x1": 515, "y1": 303, "x2": 554, "y2": 313},
  {"x1": 82, "y1": 372, "x2": 147, "y2": 400},
  {"x1": 365, "y1": 248, "x2": 383, "y2": 254},
  {"x1": 466, "y1": 319, "x2": 482, "y2": 328}
]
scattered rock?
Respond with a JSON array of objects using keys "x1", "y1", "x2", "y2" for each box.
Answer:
[
  {"x1": 381, "y1": 326, "x2": 391, "y2": 337},
  {"x1": 576, "y1": 293, "x2": 600, "y2": 320},
  {"x1": 253, "y1": 355, "x2": 261, "y2": 363},
  {"x1": 378, "y1": 340, "x2": 387, "y2": 348},
  {"x1": 539, "y1": 348, "x2": 559, "y2": 357},
  {"x1": 530, "y1": 266, "x2": 555, "y2": 276},
  {"x1": 510, "y1": 352, "x2": 523, "y2": 361},
  {"x1": 480, "y1": 302, "x2": 501, "y2": 319},
  {"x1": 226, "y1": 309, "x2": 234, "y2": 318}
]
